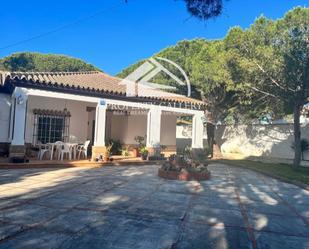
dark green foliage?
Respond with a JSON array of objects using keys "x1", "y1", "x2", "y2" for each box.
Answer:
[
  {"x1": 117, "y1": 39, "x2": 212, "y2": 99},
  {"x1": 118, "y1": 39, "x2": 238, "y2": 124},
  {"x1": 225, "y1": 7, "x2": 309, "y2": 168},
  {"x1": 119, "y1": 8, "x2": 308, "y2": 126},
  {"x1": 117, "y1": 60, "x2": 145, "y2": 79},
  {"x1": 184, "y1": 0, "x2": 225, "y2": 20},
  {"x1": 107, "y1": 139, "x2": 123, "y2": 155},
  {"x1": 134, "y1": 136, "x2": 146, "y2": 149},
  {"x1": 0, "y1": 52, "x2": 100, "y2": 72}
]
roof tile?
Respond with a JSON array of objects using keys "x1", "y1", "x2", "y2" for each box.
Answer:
[{"x1": 1, "y1": 71, "x2": 204, "y2": 105}]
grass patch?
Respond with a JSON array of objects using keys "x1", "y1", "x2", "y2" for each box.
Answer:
[{"x1": 217, "y1": 159, "x2": 309, "y2": 186}]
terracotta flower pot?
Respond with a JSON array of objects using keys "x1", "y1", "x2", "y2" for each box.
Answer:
[
  {"x1": 132, "y1": 148, "x2": 139, "y2": 157},
  {"x1": 103, "y1": 153, "x2": 110, "y2": 162}
]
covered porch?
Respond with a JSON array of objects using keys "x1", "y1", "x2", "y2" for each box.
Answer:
[{"x1": 9, "y1": 87, "x2": 205, "y2": 162}]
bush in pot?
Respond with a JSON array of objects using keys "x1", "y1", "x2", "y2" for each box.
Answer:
[
  {"x1": 121, "y1": 146, "x2": 129, "y2": 157},
  {"x1": 140, "y1": 146, "x2": 149, "y2": 160},
  {"x1": 104, "y1": 143, "x2": 113, "y2": 162},
  {"x1": 133, "y1": 135, "x2": 146, "y2": 157}
]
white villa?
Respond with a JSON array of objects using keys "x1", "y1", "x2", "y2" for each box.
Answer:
[{"x1": 0, "y1": 71, "x2": 205, "y2": 160}]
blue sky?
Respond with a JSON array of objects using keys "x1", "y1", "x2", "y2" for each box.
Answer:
[{"x1": 1, "y1": 0, "x2": 308, "y2": 75}]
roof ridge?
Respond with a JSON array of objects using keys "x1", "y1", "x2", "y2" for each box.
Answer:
[
  {"x1": 9, "y1": 70, "x2": 100, "y2": 75},
  {"x1": 99, "y1": 71, "x2": 124, "y2": 80},
  {"x1": 0, "y1": 70, "x2": 204, "y2": 105}
]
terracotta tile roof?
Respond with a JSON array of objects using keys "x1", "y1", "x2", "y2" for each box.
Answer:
[
  {"x1": 3, "y1": 71, "x2": 125, "y2": 94},
  {"x1": 1, "y1": 71, "x2": 204, "y2": 106}
]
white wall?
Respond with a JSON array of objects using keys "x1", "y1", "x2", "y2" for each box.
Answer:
[
  {"x1": 110, "y1": 114, "x2": 147, "y2": 144},
  {"x1": 161, "y1": 114, "x2": 177, "y2": 146},
  {"x1": 176, "y1": 124, "x2": 208, "y2": 150},
  {"x1": 176, "y1": 125, "x2": 207, "y2": 139},
  {"x1": 109, "y1": 113, "x2": 177, "y2": 146},
  {"x1": 110, "y1": 114, "x2": 129, "y2": 142},
  {"x1": 216, "y1": 124, "x2": 309, "y2": 161},
  {"x1": 26, "y1": 96, "x2": 95, "y2": 144},
  {"x1": 0, "y1": 94, "x2": 11, "y2": 143},
  {"x1": 86, "y1": 109, "x2": 96, "y2": 142},
  {"x1": 105, "y1": 111, "x2": 112, "y2": 141},
  {"x1": 126, "y1": 115, "x2": 148, "y2": 144}
]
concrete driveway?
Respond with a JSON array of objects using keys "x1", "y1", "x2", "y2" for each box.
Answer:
[{"x1": 0, "y1": 163, "x2": 308, "y2": 249}]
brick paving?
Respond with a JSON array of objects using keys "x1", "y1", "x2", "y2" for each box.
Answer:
[{"x1": 0, "y1": 164, "x2": 308, "y2": 249}]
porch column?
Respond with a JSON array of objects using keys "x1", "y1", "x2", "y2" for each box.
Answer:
[
  {"x1": 92, "y1": 100, "x2": 107, "y2": 160},
  {"x1": 146, "y1": 107, "x2": 161, "y2": 155},
  {"x1": 192, "y1": 112, "x2": 204, "y2": 149},
  {"x1": 10, "y1": 88, "x2": 28, "y2": 158}
]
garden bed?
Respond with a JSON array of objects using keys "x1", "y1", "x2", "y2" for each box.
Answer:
[{"x1": 158, "y1": 152, "x2": 211, "y2": 181}]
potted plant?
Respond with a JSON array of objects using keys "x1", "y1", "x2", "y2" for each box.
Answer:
[
  {"x1": 148, "y1": 143, "x2": 166, "y2": 161},
  {"x1": 104, "y1": 143, "x2": 113, "y2": 162},
  {"x1": 132, "y1": 147, "x2": 139, "y2": 158},
  {"x1": 140, "y1": 147, "x2": 149, "y2": 160},
  {"x1": 107, "y1": 139, "x2": 123, "y2": 155},
  {"x1": 121, "y1": 146, "x2": 129, "y2": 157},
  {"x1": 133, "y1": 135, "x2": 146, "y2": 157}
]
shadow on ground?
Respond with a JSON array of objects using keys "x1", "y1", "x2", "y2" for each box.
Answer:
[{"x1": 0, "y1": 163, "x2": 308, "y2": 249}]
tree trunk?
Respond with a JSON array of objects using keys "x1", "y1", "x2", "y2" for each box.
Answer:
[
  {"x1": 206, "y1": 122, "x2": 215, "y2": 158},
  {"x1": 206, "y1": 110, "x2": 219, "y2": 158},
  {"x1": 293, "y1": 103, "x2": 302, "y2": 170}
]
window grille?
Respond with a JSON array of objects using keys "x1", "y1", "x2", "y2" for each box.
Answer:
[{"x1": 32, "y1": 109, "x2": 70, "y2": 145}]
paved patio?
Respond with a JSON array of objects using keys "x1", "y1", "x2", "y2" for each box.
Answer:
[{"x1": 0, "y1": 163, "x2": 308, "y2": 249}]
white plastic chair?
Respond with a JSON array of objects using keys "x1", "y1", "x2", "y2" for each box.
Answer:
[
  {"x1": 77, "y1": 140, "x2": 91, "y2": 159},
  {"x1": 59, "y1": 143, "x2": 72, "y2": 161},
  {"x1": 53, "y1": 141, "x2": 64, "y2": 160},
  {"x1": 37, "y1": 143, "x2": 52, "y2": 160}
]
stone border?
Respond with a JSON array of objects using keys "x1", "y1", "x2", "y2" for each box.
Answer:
[
  {"x1": 0, "y1": 161, "x2": 163, "y2": 170},
  {"x1": 158, "y1": 168, "x2": 210, "y2": 181}
]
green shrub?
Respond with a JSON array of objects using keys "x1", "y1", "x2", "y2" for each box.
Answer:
[
  {"x1": 134, "y1": 136, "x2": 146, "y2": 149},
  {"x1": 107, "y1": 139, "x2": 123, "y2": 155},
  {"x1": 121, "y1": 146, "x2": 129, "y2": 156}
]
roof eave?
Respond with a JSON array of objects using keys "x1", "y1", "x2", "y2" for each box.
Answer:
[{"x1": 8, "y1": 77, "x2": 206, "y2": 110}]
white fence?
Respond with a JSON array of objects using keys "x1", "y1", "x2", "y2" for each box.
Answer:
[{"x1": 176, "y1": 123, "x2": 309, "y2": 163}]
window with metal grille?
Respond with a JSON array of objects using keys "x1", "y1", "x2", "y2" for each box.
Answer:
[{"x1": 32, "y1": 109, "x2": 70, "y2": 144}]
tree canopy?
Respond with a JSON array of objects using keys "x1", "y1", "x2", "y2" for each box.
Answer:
[
  {"x1": 225, "y1": 7, "x2": 309, "y2": 168},
  {"x1": 118, "y1": 7, "x2": 309, "y2": 166},
  {"x1": 119, "y1": 7, "x2": 309, "y2": 123},
  {"x1": 183, "y1": 0, "x2": 226, "y2": 20},
  {"x1": 0, "y1": 52, "x2": 100, "y2": 72},
  {"x1": 117, "y1": 39, "x2": 240, "y2": 125}
]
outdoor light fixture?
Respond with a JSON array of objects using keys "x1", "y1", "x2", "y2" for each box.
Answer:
[
  {"x1": 62, "y1": 108, "x2": 71, "y2": 117},
  {"x1": 16, "y1": 94, "x2": 24, "y2": 105},
  {"x1": 201, "y1": 116, "x2": 207, "y2": 124}
]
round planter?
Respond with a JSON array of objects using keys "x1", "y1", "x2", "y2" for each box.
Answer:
[{"x1": 158, "y1": 168, "x2": 210, "y2": 181}]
